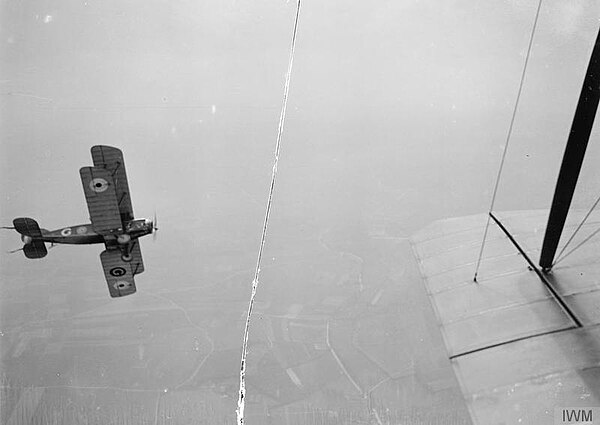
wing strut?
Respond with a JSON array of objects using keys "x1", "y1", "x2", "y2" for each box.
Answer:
[{"x1": 539, "y1": 28, "x2": 600, "y2": 271}]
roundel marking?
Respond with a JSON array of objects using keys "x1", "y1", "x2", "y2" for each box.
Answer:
[
  {"x1": 110, "y1": 267, "x2": 127, "y2": 277},
  {"x1": 61, "y1": 228, "x2": 72, "y2": 236},
  {"x1": 76, "y1": 226, "x2": 88, "y2": 235},
  {"x1": 113, "y1": 280, "x2": 131, "y2": 290},
  {"x1": 89, "y1": 178, "x2": 109, "y2": 193}
]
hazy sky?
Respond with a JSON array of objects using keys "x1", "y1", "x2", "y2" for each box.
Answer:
[
  {"x1": 1, "y1": 0, "x2": 599, "y2": 231},
  {"x1": 1, "y1": 0, "x2": 600, "y2": 423}
]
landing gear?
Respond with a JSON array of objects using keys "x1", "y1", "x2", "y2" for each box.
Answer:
[{"x1": 117, "y1": 233, "x2": 133, "y2": 261}]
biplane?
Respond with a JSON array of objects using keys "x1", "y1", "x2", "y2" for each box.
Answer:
[{"x1": 6, "y1": 145, "x2": 156, "y2": 298}]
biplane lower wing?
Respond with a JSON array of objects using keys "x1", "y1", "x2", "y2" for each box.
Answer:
[
  {"x1": 80, "y1": 166, "x2": 123, "y2": 235},
  {"x1": 411, "y1": 210, "x2": 600, "y2": 423},
  {"x1": 100, "y1": 249, "x2": 140, "y2": 297}
]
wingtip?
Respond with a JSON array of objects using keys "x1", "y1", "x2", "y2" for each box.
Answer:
[{"x1": 91, "y1": 145, "x2": 122, "y2": 153}]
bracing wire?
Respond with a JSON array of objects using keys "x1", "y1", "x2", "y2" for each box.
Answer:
[
  {"x1": 553, "y1": 192, "x2": 600, "y2": 265},
  {"x1": 473, "y1": 0, "x2": 544, "y2": 282},
  {"x1": 236, "y1": 1, "x2": 301, "y2": 424},
  {"x1": 554, "y1": 226, "x2": 600, "y2": 266}
]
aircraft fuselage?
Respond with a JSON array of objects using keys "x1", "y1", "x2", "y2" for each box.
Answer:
[
  {"x1": 38, "y1": 224, "x2": 104, "y2": 245},
  {"x1": 34, "y1": 218, "x2": 153, "y2": 246}
]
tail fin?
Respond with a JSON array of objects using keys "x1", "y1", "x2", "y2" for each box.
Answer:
[
  {"x1": 13, "y1": 218, "x2": 43, "y2": 238},
  {"x1": 23, "y1": 241, "x2": 47, "y2": 259}
]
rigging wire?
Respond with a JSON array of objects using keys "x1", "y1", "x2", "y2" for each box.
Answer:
[
  {"x1": 554, "y1": 225, "x2": 600, "y2": 266},
  {"x1": 553, "y1": 192, "x2": 600, "y2": 265},
  {"x1": 236, "y1": 1, "x2": 301, "y2": 424},
  {"x1": 473, "y1": 0, "x2": 544, "y2": 282}
]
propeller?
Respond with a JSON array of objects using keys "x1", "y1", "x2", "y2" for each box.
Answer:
[
  {"x1": 1, "y1": 226, "x2": 15, "y2": 230},
  {"x1": 152, "y1": 212, "x2": 158, "y2": 241}
]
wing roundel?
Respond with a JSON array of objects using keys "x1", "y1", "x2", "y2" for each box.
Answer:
[
  {"x1": 100, "y1": 249, "x2": 138, "y2": 297},
  {"x1": 91, "y1": 145, "x2": 134, "y2": 223},
  {"x1": 80, "y1": 167, "x2": 123, "y2": 234}
]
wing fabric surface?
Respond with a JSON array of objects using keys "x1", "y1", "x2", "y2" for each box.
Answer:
[
  {"x1": 100, "y1": 249, "x2": 139, "y2": 297},
  {"x1": 411, "y1": 212, "x2": 573, "y2": 357},
  {"x1": 80, "y1": 166, "x2": 123, "y2": 234},
  {"x1": 91, "y1": 145, "x2": 134, "y2": 223},
  {"x1": 412, "y1": 210, "x2": 600, "y2": 423}
]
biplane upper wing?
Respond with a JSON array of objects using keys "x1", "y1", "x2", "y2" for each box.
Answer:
[
  {"x1": 91, "y1": 145, "x2": 134, "y2": 223},
  {"x1": 100, "y1": 247, "x2": 143, "y2": 297},
  {"x1": 80, "y1": 166, "x2": 123, "y2": 234}
]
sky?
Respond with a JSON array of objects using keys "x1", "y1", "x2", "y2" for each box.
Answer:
[{"x1": 1, "y1": 0, "x2": 600, "y2": 424}]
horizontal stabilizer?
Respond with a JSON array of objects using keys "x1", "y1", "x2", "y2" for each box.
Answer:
[
  {"x1": 13, "y1": 218, "x2": 43, "y2": 237},
  {"x1": 23, "y1": 241, "x2": 47, "y2": 259}
]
